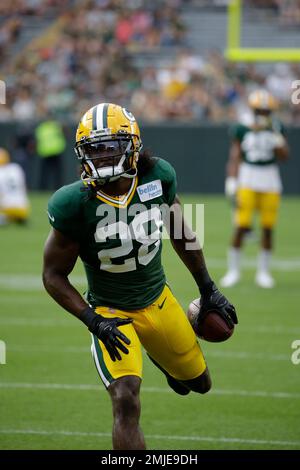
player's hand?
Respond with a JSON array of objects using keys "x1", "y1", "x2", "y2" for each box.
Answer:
[
  {"x1": 199, "y1": 282, "x2": 238, "y2": 329},
  {"x1": 225, "y1": 177, "x2": 237, "y2": 198},
  {"x1": 272, "y1": 132, "x2": 285, "y2": 148},
  {"x1": 79, "y1": 306, "x2": 132, "y2": 361},
  {"x1": 93, "y1": 316, "x2": 132, "y2": 361}
]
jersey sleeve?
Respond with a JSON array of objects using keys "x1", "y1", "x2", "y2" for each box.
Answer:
[
  {"x1": 47, "y1": 184, "x2": 82, "y2": 240},
  {"x1": 229, "y1": 123, "x2": 245, "y2": 142},
  {"x1": 156, "y1": 158, "x2": 177, "y2": 206},
  {"x1": 272, "y1": 118, "x2": 286, "y2": 136}
]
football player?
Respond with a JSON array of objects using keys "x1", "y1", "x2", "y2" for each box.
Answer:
[
  {"x1": 221, "y1": 90, "x2": 289, "y2": 288},
  {"x1": 43, "y1": 103, "x2": 237, "y2": 450},
  {"x1": 0, "y1": 148, "x2": 30, "y2": 226}
]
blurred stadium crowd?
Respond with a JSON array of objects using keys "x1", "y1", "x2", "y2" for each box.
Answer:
[{"x1": 1, "y1": 0, "x2": 300, "y2": 124}]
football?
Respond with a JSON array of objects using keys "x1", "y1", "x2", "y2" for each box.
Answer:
[{"x1": 187, "y1": 298, "x2": 234, "y2": 343}]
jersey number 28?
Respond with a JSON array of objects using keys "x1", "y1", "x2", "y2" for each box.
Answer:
[{"x1": 94, "y1": 207, "x2": 162, "y2": 273}]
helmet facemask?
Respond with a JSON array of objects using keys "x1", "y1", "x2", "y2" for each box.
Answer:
[
  {"x1": 253, "y1": 108, "x2": 272, "y2": 129},
  {"x1": 75, "y1": 133, "x2": 141, "y2": 186}
]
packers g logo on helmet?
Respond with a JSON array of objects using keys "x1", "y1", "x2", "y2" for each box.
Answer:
[
  {"x1": 75, "y1": 103, "x2": 142, "y2": 186},
  {"x1": 122, "y1": 108, "x2": 136, "y2": 122}
]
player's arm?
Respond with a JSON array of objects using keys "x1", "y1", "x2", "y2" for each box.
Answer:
[
  {"x1": 43, "y1": 228, "x2": 132, "y2": 361},
  {"x1": 227, "y1": 139, "x2": 241, "y2": 177},
  {"x1": 166, "y1": 196, "x2": 238, "y2": 327},
  {"x1": 43, "y1": 228, "x2": 86, "y2": 314},
  {"x1": 225, "y1": 139, "x2": 241, "y2": 198},
  {"x1": 272, "y1": 121, "x2": 289, "y2": 161},
  {"x1": 274, "y1": 135, "x2": 289, "y2": 161}
]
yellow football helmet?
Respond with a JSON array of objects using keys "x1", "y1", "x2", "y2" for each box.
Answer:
[
  {"x1": 75, "y1": 103, "x2": 142, "y2": 186},
  {"x1": 248, "y1": 89, "x2": 278, "y2": 128},
  {"x1": 248, "y1": 89, "x2": 278, "y2": 112},
  {"x1": 0, "y1": 148, "x2": 10, "y2": 165}
]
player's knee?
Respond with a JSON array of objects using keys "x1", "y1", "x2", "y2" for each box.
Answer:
[
  {"x1": 109, "y1": 376, "x2": 141, "y2": 420},
  {"x1": 183, "y1": 368, "x2": 212, "y2": 394}
]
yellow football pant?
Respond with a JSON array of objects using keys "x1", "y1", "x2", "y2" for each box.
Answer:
[
  {"x1": 235, "y1": 188, "x2": 280, "y2": 229},
  {"x1": 91, "y1": 285, "x2": 206, "y2": 388},
  {"x1": 0, "y1": 207, "x2": 29, "y2": 221}
]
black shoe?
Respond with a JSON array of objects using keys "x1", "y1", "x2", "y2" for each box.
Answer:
[
  {"x1": 147, "y1": 354, "x2": 190, "y2": 396},
  {"x1": 166, "y1": 376, "x2": 191, "y2": 395}
]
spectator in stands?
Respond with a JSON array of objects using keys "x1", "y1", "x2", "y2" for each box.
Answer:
[
  {"x1": 35, "y1": 116, "x2": 66, "y2": 190},
  {"x1": 12, "y1": 88, "x2": 36, "y2": 121},
  {"x1": 13, "y1": 122, "x2": 35, "y2": 185},
  {"x1": 277, "y1": 0, "x2": 300, "y2": 26},
  {"x1": 266, "y1": 62, "x2": 296, "y2": 102},
  {"x1": 0, "y1": 0, "x2": 298, "y2": 125}
]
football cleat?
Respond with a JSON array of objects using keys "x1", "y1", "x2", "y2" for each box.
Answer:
[
  {"x1": 75, "y1": 103, "x2": 142, "y2": 187},
  {"x1": 255, "y1": 271, "x2": 275, "y2": 288},
  {"x1": 220, "y1": 270, "x2": 240, "y2": 288}
]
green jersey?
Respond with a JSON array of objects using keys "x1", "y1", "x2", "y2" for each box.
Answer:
[
  {"x1": 47, "y1": 158, "x2": 177, "y2": 310},
  {"x1": 230, "y1": 120, "x2": 285, "y2": 166}
]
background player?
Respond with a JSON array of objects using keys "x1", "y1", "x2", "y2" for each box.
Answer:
[
  {"x1": 43, "y1": 103, "x2": 237, "y2": 450},
  {"x1": 0, "y1": 147, "x2": 30, "y2": 226},
  {"x1": 221, "y1": 89, "x2": 289, "y2": 288}
]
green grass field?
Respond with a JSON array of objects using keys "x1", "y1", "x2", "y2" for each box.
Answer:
[{"x1": 0, "y1": 192, "x2": 299, "y2": 450}]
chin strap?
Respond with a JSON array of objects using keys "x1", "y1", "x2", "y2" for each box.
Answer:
[
  {"x1": 80, "y1": 165, "x2": 137, "y2": 189},
  {"x1": 120, "y1": 167, "x2": 137, "y2": 179}
]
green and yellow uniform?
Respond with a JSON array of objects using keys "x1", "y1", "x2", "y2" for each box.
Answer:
[
  {"x1": 231, "y1": 121, "x2": 284, "y2": 228},
  {"x1": 47, "y1": 158, "x2": 206, "y2": 387}
]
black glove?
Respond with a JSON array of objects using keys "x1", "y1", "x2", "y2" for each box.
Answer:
[
  {"x1": 80, "y1": 306, "x2": 133, "y2": 361},
  {"x1": 198, "y1": 282, "x2": 238, "y2": 329}
]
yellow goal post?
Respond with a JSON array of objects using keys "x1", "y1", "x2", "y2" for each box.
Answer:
[{"x1": 225, "y1": 0, "x2": 300, "y2": 62}]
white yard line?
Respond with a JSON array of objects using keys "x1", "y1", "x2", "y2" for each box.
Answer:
[
  {"x1": 0, "y1": 318, "x2": 76, "y2": 327},
  {"x1": 207, "y1": 258, "x2": 300, "y2": 271},
  {"x1": 0, "y1": 428, "x2": 299, "y2": 448},
  {"x1": 207, "y1": 350, "x2": 290, "y2": 361},
  {"x1": 5, "y1": 345, "x2": 291, "y2": 362},
  {"x1": 245, "y1": 325, "x2": 300, "y2": 335},
  {"x1": 0, "y1": 382, "x2": 299, "y2": 399},
  {"x1": 1, "y1": 257, "x2": 300, "y2": 289},
  {"x1": 0, "y1": 274, "x2": 86, "y2": 290},
  {"x1": 0, "y1": 318, "x2": 299, "y2": 336}
]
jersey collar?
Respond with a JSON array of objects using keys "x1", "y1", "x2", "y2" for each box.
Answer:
[{"x1": 96, "y1": 176, "x2": 138, "y2": 208}]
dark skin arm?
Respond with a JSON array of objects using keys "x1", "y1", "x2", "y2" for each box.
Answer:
[
  {"x1": 166, "y1": 195, "x2": 212, "y2": 290},
  {"x1": 227, "y1": 139, "x2": 241, "y2": 178},
  {"x1": 43, "y1": 228, "x2": 132, "y2": 361},
  {"x1": 166, "y1": 195, "x2": 238, "y2": 327},
  {"x1": 42, "y1": 228, "x2": 88, "y2": 317},
  {"x1": 274, "y1": 140, "x2": 289, "y2": 161}
]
